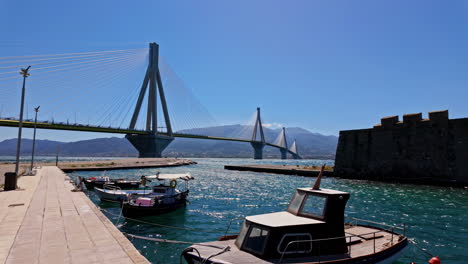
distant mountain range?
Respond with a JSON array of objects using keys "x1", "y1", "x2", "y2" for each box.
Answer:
[{"x1": 0, "y1": 125, "x2": 337, "y2": 159}]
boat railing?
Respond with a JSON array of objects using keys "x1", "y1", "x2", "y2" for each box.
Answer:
[
  {"x1": 346, "y1": 217, "x2": 406, "y2": 236},
  {"x1": 223, "y1": 217, "x2": 244, "y2": 237},
  {"x1": 103, "y1": 184, "x2": 121, "y2": 191},
  {"x1": 278, "y1": 226, "x2": 406, "y2": 264},
  {"x1": 128, "y1": 191, "x2": 188, "y2": 203},
  {"x1": 153, "y1": 193, "x2": 185, "y2": 200}
]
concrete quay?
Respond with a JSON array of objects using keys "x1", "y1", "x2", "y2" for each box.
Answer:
[
  {"x1": 57, "y1": 157, "x2": 196, "y2": 172},
  {"x1": 224, "y1": 164, "x2": 334, "y2": 177},
  {"x1": 0, "y1": 166, "x2": 149, "y2": 264}
]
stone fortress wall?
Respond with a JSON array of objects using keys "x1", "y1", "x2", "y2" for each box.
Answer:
[{"x1": 334, "y1": 110, "x2": 468, "y2": 185}]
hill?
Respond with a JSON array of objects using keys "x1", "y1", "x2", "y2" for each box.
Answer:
[{"x1": 0, "y1": 125, "x2": 337, "y2": 159}]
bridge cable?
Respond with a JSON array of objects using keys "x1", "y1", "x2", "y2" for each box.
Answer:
[
  {"x1": 0, "y1": 48, "x2": 147, "y2": 60},
  {"x1": 0, "y1": 54, "x2": 144, "y2": 85},
  {"x1": 0, "y1": 48, "x2": 147, "y2": 65},
  {"x1": 96, "y1": 83, "x2": 141, "y2": 127},
  {"x1": 23, "y1": 55, "x2": 143, "y2": 96},
  {"x1": 0, "y1": 52, "x2": 144, "y2": 76},
  {"x1": 38, "y1": 54, "x2": 145, "y2": 122},
  {"x1": 0, "y1": 50, "x2": 145, "y2": 70},
  {"x1": 24, "y1": 55, "x2": 144, "y2": 107},
  {"x1": 92, "y1": 60, "x2": 146, "y2": 127},
  {"x1": 159, "y1": 57, "x2": 218, "y2": 133},
  {"x1": 88, "y1": 58, "x2": 147, "y2": 126}
]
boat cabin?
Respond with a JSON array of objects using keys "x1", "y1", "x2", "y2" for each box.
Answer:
[
  {"x1": 86, "y1": 176, "x2": 110, "y2": 183},
  {"x1": 145, "y1": 173, "x2": 193, "y2": 193},
  {"x1": 234, "y1": 187, "x2": 350, "y2": 259},
  {"x1": 151, "y1": 184, "x2": 177, "y2": 196}
]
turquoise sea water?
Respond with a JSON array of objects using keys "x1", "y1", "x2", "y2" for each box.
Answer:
[{"x1": 64, "y1": 158, "x2": 467, "y2": 264}]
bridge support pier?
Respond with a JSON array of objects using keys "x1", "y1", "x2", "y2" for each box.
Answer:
[
  {"x1": 250, "y1": 142, "x2": 265, "y2": 160},
  {"x1": 292, "y1": 153, "x2": 300, "y2": 160},
  {"x1": 126, "y1": 134, "x2": 174, "y2": 158},
  {"x1": 280, "y1": 149, "x2": 288, "y2": 160}
]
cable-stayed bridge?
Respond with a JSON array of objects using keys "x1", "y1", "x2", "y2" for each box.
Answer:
[{"x1": 0, "y1": 43, "x2": 301, "y2": 159}]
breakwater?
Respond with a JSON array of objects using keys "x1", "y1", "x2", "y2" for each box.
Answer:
[
  {"x1": 224, "y1": 164, "x2": 333, "y2": 176},
  {"x1": 58, "y1": 157, "x2": 196, "y2": 172}
]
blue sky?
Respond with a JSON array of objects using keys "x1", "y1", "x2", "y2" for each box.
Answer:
[{"x1": 1, "y1": 0, "x2": 468, "y2": 142}]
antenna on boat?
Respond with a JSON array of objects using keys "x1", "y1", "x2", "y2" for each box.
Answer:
[{"x1": 312, "y1": 164, "x2": 326, "y2": 190}]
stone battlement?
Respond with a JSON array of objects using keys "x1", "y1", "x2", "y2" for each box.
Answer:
[
  {"x1": 374, "y1": 110, "x2": 448, "y2": 129},
  {"x1": 335, "y1": 110, "x2": 468, "y2": 185}
]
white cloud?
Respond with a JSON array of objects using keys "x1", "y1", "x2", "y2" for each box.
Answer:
[{"x1": 262, "y1": 122, "x2": 283, "y2": 129}]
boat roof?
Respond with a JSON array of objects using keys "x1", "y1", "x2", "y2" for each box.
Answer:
[
  {"x1": 246, "y1": 211, "x2": 324, "y2": 227},
  {"x1": 145, "y1": 173, "x2": 194, "y2": 181},
  {"x1": 297, "y1": 187, "x2": 349, "y2": 195}
]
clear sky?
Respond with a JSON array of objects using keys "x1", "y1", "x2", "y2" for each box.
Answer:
[{"x1": 1, "y1": 0, "x2": 468, "y2": 142}]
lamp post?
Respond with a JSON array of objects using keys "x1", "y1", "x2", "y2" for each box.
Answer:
[
  {"x1": 14, "y1": 66, "x2": 31, "y2": 177},
  {"x1": 29, "y1": 106, "x2": 40, "y2": 174}
]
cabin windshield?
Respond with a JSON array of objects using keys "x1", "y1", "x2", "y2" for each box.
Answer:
[
  {"x1": 235, "y1": 221, "x2": 249, "y2": 248},
  {"x1": 243, "y1": 225, "x2": 269, "y2": 254},
  {"x1": 287, "y1": 191, "x2": 305, "y2": 214},
  {"x1": 300, "y1": 194, "x2": 327, "y2": 219}
]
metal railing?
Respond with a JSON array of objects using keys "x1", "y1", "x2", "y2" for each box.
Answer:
[
  {"x1": 278, "y1": 219, "x2": 407, "y2": 264},
  {"x1": 103, "y1": 184, "x2": 121, "y2": 191},
  {"x1": 347, "y1": 217, "x2": 406, "y2": 237},
  {"x1": 223, "y1": 217, "x2": 244, "y2": 237}
]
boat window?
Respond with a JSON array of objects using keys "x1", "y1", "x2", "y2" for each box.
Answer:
[
  {"x1": 287, "y1": 191, "x2": 305, "y2": 214},
  {"x1": 300, "y1": 194, "x2": 326, "y2": 218},
  {"x1": 277, "y1": 233, "x2": 312, "y2": 254},
  {"x1": 152, "y1": 188, "x2": 167, "y2": 193},
  {"x1": 243, "y1": 226, "x2": 269, "y2": 254},
  {"x1": 235, "y1": 221, "x2": 249, "y2": 248}
]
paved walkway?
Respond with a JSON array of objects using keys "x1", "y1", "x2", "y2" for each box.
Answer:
[{"x1": 0, "y1": 166, "x2": 149, "y2": 264}]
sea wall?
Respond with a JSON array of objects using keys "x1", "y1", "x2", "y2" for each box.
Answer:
[{"x1": 334, "y1": 110, "x2": 468, "y2": 185}]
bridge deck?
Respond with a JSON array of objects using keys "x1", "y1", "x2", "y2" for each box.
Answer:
[
  {"x1": 0, "y1": 119, "x2": 300, "y2": 157},
  {"x1": 0, "y1": 166, "x2": 149, "y2": 264}
]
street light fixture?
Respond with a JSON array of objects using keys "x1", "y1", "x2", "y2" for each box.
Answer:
[
  {"x1": 29, "y1": 105, "x2": 40, "y2": 174},
  {"x1": 14, "y1": 66, "x2": 31, "y2": 178}
]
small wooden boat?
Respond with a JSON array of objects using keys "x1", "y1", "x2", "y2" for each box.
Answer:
[
  {"x1": 182, "y1": 166, "x2": 408, "y2": 264},
  {"x1": 94, "y1": 184, "x2": 152, "y2": 202},
  {"x1": 121, "y1": 173, "x2": 194, "y2": 217},
  {"x1": 83, "y1": 175, "x2": 140, "y2": 190}
]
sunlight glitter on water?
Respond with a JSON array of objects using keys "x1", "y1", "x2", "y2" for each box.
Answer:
[{"x1": 67, "y1": 158, "x2": 468, "y2": 264}]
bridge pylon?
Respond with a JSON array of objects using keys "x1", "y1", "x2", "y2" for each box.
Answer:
[
  {"x1": 289, "y1": 139, "x2": 301, "y2": 159},
  {"x1": 278, "y1": 127, "x2": 288, "y2": 159},
  {"x1": 250, "y1": 107, "x2": 266, "y2": 159},
  {"x1": 126, "y1": 42, "x2": 174, "y2": 157}
]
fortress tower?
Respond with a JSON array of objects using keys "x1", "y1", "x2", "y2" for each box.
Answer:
[{"x1": 334, "y1": 110, "x2": 468, "y2": 185}]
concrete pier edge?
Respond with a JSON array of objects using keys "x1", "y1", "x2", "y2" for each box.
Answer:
[{"x1": 0, "y1": 166, "x2": 151, "y2": 263}]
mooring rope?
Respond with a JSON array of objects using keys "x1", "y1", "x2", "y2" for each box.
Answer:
[
  {"x1": 123, "y1": 233, "x2": 225, "y2": 249},
  {"x1": 115, "y1": 201, "x2": 125, "y2": 226},
  {"x1": 99, "y1": 207, "x2": 238, "y2": 234},
  {"x1": 408, "y1": 238, "x2": 435, "y2": 257},
  {"x1": 125, "y1": 233, "x2": 231, "y2": 264}
]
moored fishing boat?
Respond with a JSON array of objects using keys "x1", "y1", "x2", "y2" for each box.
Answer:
[
  {"x1": 182, "y1": 166, "x2": 408, "y2": 264},
  {"x1": 94, "y1": 184, "x2": 150, "y2": 202},
  {"x1": 121, "y1": 173, "x2": 194, "y2": 217},
  {"x1": 82, "y1": 175, "x2": 141, "y2": 189}
]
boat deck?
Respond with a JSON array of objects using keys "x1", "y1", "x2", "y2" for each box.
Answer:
[
  {"x1": 0, "y1": 166, "x2": 149, "y2": 264},
  {"x1": 185, "y1": 225, "x2": 404, "y2": 264}
]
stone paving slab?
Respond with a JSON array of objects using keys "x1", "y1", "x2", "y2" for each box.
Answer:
[
  {"x1": 0, "y1": 170, "x2": 41, "y2": 264},
  {"x1": 0, "y1": 166, "x2": 149, "y2": 264}
]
